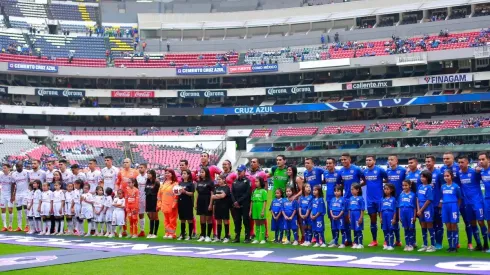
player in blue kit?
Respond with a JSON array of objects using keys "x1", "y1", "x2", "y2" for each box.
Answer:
[
  {"x1": 303, "y1": 158, "x2": 324, "y2": 189},
  {"x1": 417, "y1": 170, "x2": 436, "y2": 252},
  {"x1": 309, "y1": 185, "x2": 326, "y2": 247},
  {"x1": 406, "y1": 157, "x2": 422, "y2": 186},
  {"x1": 386, "y1": 155, "x2": 406, "y2": 247},
  {"x1": 380, "y1": 183, "x2": 397, "y2": 251},
  {"x1": 329, "y1": 186, "x2": 345, "y2": 248},
  {"x1": 477, "y1": 151, "x2": 490, "y2": 252},
  {"x1": 323, "y1": 158, "x2": 340, "y2": 245},
  {"x1": 282, "y1": 187, "x2": 299, "y2": 245},
  {"x1": 269, "y1": 189, "x2": 284, "y2": 243},
  {"x1": 399, "y1": 180, "x2": 417, "y2": 251},
  {"x1": 425, "y1": 155, "x2": 444, "y2": 250},
  {"x1": 440, "y1": 151, "x2": 473, "y2": 250},
  {"x1": 458, "y1": 155, "x2": 487, "y2": 251},
  {"x1": 338, "y1": 153, "x2": 363, "y2": 246},
  {"x1": 298, "y1": 183, "x2": 313, "y2": 246},
  {"x1": 362, "y1": 155, "x2": 387, "y2": 247},
  {"x1": 440, "y1": 170, "x2": 461, "y2": 252},
  {"x1": 349, "y1": 183, "x2": 365, "y2": 249}
]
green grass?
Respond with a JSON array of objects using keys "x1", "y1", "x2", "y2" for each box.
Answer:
[
  {"x1": 0, "y1": 244, "x2": 57, "y2": 255},
  {"x1": 1, "y1": 253, "x2": 421, "y2": 275},
  {"x1": 3, "y1": 192, "x2": 487, "y2": 259}
]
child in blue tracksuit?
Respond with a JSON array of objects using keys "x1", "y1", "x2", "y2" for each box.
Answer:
[
  {"x1": 299, "y1": 183, "x2": 313, "y2": 246},
  {"x1": 329, "y1": 186, "x2": 345, "y2": 248},
  {"x1": 381, "y1": 183, "x2": 397, "y2": 250},
  {"x1": 440, "y1": 170, "x2": 461, "y2": 252},
  {"x1": 399, "y1": 179, "x2": 417, "y2": 251},
  {"x1": 349, "y1": 183, "x2": 365, "y2": 249},
  {"x1": 309, "y1": 185, "x2": 326, "y2": 247},
  {"x1": 282, "y1": 187, "x2": 299, "y2": 245},
  {"x1": 270, "y1": 188, "x2": 284, "y2": 244}
]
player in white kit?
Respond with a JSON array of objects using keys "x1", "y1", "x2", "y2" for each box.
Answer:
[
  {"x1": 86, "y1": 159, "x2": 102, "y2": 194},
  {"x1": 45, "y1": 161, "x2": 58, "y2": 185},
  {"x1": 0, "y1": 164, "x2": 14, "y2": 231},
  {"x1": 80, "y1": 183, "x2": 94, "y2": 237},
  {"x1": 64, "y1": 183, "x2": 75, "y2": 235},
  {"x1": 71, "y1": 164, "x2": 87, "y2": 185},
  {"x1": 39, "y1": 182, "x2": 53, "y2": 235},
  {"x1": 137, "y1": 163, "x2": 148, "y2": 236},
  {"x1": 29, "y1": 160, "x2": 46, "y2": 185},
  {"x1": 59, "y1": 160, "x2": 74, "y2": 188},
  {"x1": 52, "y1": 182, "x2": 65, "y2": 235},
  {"x1": 112, "y1": 189, "x2": 126, "y2": 238},
  {"x1": 31, "y1": 180, "x2": 42, "y2": 233},
  {"x1": 104, "y1": 187, "x2": 114, "y2": 237},
  {"x1": 101, "y1": 156, "x2": 119, "y2": 192},
  {"x1": 73, "y1": 180, "x2": 83, "y2": 235},
  {"x1": 93, "y1": 186, "x2": 106, "y2": 236},
  {"x1": 11, "y1": 162, "x2": 30, "y2": 232}
]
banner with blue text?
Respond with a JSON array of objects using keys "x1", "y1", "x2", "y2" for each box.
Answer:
[{"x1": 8, "y1": 62, "x2": 58, "y2": 73}]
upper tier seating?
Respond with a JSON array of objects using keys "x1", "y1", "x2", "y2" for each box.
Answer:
[
  {"x1": 31, "y1": 35, "x2": 106, "y2": 59},
  {"x1": 131, "y1": 144, "x2": 203, "y2": 170},
  {"x1": 114, "y1": 52, "x2": 239, "y2": 68},
  {"x1": 69, "y1": 130, "x2": 136, "y2": 136},
  {"x1": 49, "y1": 3, "x2": 97, "y2": 21},
  {"x1": 3, "y1": 0, "x2": 48, "y2": 18},
  {"x1": 250, "y1": 129, "x2": 273, "y2": 138},
  {"x1": 275, "y1": 127, "x2": 319, "y2": 136}
]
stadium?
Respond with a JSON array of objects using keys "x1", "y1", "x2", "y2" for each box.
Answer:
[{"x1": 0, "y1": 0, "x2": 489, "y2": 274}]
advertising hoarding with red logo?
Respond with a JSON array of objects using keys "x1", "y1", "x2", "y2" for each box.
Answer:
[{"x1": 111, "y1": 91, "x2": 155, "y2": 98}]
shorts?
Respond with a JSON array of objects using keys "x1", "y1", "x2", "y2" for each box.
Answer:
[
  {"x1": 381, "y1": 211, "x2": 395, "y2": 230},
  {"x1": 94, "y1": 208, "x2": 105, "y2": 222},
  {"x1": 53, "y1": 202, "x2": 63, "y2": 217},
  {"x1": 105, "y1": 209, "x2": 113, "y2": 223},
  {"x1": 442, "y1": 202, "x2": 459, "y2": 224},
  {"x1": 65, "y1": 203, "x2": 74, "y2": 216},
  {"x1": 283, "y1": 217, "x2": 298, "y2": 230},
  {"x1": 251, "y1": 203, "x2": 266, "y2": 220},
  {"x1": 312, "y1": 216, "x2": 324, "y2": 232},
  {"x1": 271, "y1": 216, "x2": 284, "y2": 231},
  {"x1": 214, "y1": 205, "x2": 230, "y2": 220},
  {"x1": 465, "y1": 202, "x2": 484, "y2": 221},
  {"x1": 485, "y1": 198, "x2": 490, "y2": 220},
  {"x1": 80, "y1": 207, "x2": 94, "y2": 219},
  {"x1": 32, "y1": 203, "x2": 40, "y2": 218},
  {"x1": 74, "y1": 204, "x2": 81, "y2": 217},
  {"x1": 178, "y1": 201, "x2": 194, "y2": 220},
  {"x1": 15, "y1": 193, "x2": 28, "y2": 207},
  {"x1": 0, "y1": 196, "x2": 13, "y2": 208},
  {"x1": 331, "y1": 211, "x2": 344, "y2": 230},
  {"x1": 196, "y1": 196, "x2": 212, "y2": 216},
  {"x1": 400, "y1": 207, "x2": 415, "y2": 229},
  {"x1": 350, "y1": 210, "x2": 363, "y2": 231},
  {"x1": 40, "y1": 202, "x2": 51, "y2": 216},
  {"x1": 418, "y1": 204, "x2": 434, "y2": 223},
  {"x1": 367, "y1": 201, "x2": 381, "y2": 215},
  {"x1": 112, "y1": 210, "x2": 125, "y2": 226},
  {"x1": 139, "y1": 199, "x2": 146, "y2": 215},
  {"x1": 300, "y1": 214, "x2": 311, "y2": 227}
]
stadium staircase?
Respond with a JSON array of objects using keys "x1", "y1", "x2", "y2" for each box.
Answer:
[
  {"x1": 23, "y1": 33, "x2": 34, "y2": 50},
  {"x1": 123, "y1": 141, "x2": 133, "y2": 163},
  {"x1": 45, "y1": 138, "x2": 62, "y2": 159},
  {"x1": 237, "y1": 52, "x2": 246, "y2": 65},
  {"x1": 78, "y1": 4, "x2": 91, "y2": 22},
  {"x1": 109, "y1": 37, "x2": 133, "y2": 52}
]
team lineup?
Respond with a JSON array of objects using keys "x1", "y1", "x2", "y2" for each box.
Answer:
[{"x1": 0, "y1": 151, "x2": 489, "y2": 254}]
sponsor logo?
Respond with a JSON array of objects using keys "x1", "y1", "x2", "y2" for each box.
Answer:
[
  {"x1": 420, "y1": 73, "x2": 473, "y2": 84},
  {"x1": 8, "y1": 62, "x2": 58, "y2": 73},
  {"x1": 176, "y1": 66, "x2": 227, "y2": 75},
  {"x1": 266, "y1": 85, "x2": 314, "y2": 96},
  {"x1": 342, "y1": 81, "x2": 392, "y2": 90},
  {"x1": 111, "y1": 91, "x2": 155, "y2": 98},
  {"x1": 35, "y1": 89, "x2": 85, "y2": 98},
  {"x1": 178, "y1": 90, "x2": 227, "y2": 98}
]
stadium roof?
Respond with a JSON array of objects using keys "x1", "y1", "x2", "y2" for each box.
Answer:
[
  {"x1": 242, "y1": 144, "x2": 489, "y2": 158},
  {"x1": 247, "y1": 127, "x2": 490, "y2": 145}
]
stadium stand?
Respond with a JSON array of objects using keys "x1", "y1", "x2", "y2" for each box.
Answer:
[
  {"x1": 2, "y1": 0, "x2": 48, "y2": 18},
  {"x1": 30, "y1": 34, "x2": 107, "y2": 59},
  {"x1": 69, "y1": 130, "x2": 136, "y2": 136},
  {"x1": 57, "y1": 140, "x2": 126, "y2": 166},
  {"x1": 48, "y1": 3, "x2": 98, "y2": 21},
  {"x1": 131, "y1": 143, "x2": 204, "y2": 170}
]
